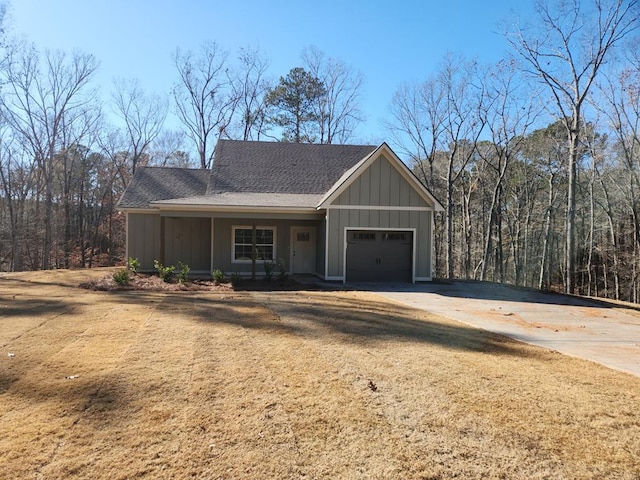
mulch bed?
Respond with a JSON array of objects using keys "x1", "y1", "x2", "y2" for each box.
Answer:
[{"x1": 78, "y1": 272, "x2": 313, "y2": 292}]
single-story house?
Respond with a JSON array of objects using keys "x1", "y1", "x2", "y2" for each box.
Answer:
[{"x1": 117, "y1": 140, "x2": 444, "y2": 282}]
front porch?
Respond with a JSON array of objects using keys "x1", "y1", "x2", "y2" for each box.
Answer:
[{"x1": 126, "y1": 211, "x2": 326, "y2": 278}]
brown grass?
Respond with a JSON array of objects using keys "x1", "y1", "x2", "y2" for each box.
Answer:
[{"x1": 1, "y1": 269, "x2": 639, "y2": 479}]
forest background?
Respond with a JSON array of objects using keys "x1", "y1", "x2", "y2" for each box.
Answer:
[{"x1": 1, "y1": 0, "x2": 639, "y2": 302}]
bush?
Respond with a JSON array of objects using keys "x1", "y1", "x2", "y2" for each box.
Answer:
[
  {"x1": 113, "y1": 269, "x2": 130, "y2": 287},
  {"x1": 177, "y1": 261, "x2": 190, "y2": 284},
  {"x1": 153, "y1": 259, "x2": 175, "y2": 283},
  {"x1": 263, "y1": 260, "x2": 274, "y2": 282},
  {"x1": 212, "y1": 269, "x2": 225, "y2": 284},
  {"x1": 230, "y1": 273, "x2": 242, "y2": 288},
  {"x1": 127, "y1": 257, "x2": 140, "y2": 274}
]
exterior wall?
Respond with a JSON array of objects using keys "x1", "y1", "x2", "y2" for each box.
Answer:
[
  {"x1": 164, "y1": 217, "x2": 211, "y2": 271},
  {"x1": 326, "y1": 209, "x2": 433, "y2": 279},
  {"x1": 334, "y1": 154, "x2": 431, "y2": 208},
  {"x1": 127, "y1": 212, "x2": 161, "y2": 271},
  {"x1": 212, "y1": 217, "x2": 322, "y2": 275},
  {"x1": 326, "y1": 151, "x2": 435, "y2": 281}
]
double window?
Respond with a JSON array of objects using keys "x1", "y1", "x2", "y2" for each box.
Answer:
[{"x1": 232, "y1": 226, "x2": 276, "y2": 262}]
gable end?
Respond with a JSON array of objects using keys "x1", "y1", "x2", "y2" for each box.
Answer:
[{"x1": 320, "y1": 144, "x2": 443, "y2": 211}]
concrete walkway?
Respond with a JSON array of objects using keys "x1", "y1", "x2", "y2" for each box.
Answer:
[{"x1": 363, "y1": 281, "x2": 640, "y2": 378}]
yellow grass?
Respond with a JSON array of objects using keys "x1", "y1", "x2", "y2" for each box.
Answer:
[{"x1": 1, "y1": 269, "x2": 639, "y2": 479}]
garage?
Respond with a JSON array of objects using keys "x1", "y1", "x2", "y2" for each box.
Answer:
[{"x1": 345, "y1": 230, "x2": 413, "y2": 282}]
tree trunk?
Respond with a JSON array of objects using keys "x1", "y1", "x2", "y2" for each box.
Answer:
[
  {"x1": 539, "y1": 173, "x2": 555, "y2": 290},
  {"x1": 565, "y1": 121, "x2": 580, "y2": 294}
]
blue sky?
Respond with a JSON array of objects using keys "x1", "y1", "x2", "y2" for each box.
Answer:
[{"x1": 9, "y1": 0, "x2": 533, "y2": 144}]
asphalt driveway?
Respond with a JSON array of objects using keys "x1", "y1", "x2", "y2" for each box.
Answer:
[{"x1": 366, "y1": 281, "x2": 640, "y2": 378}]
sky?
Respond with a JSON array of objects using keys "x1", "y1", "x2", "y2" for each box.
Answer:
[{"x1": 8, "y1": 0, "x2": 534, "y2": 146}]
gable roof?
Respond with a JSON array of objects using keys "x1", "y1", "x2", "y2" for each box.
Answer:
[
  {"x1": 117, "y1": 140, "x2": 443, "y2": 212},
  {"x1": 117, "y1": 167, "x2": 210, "y2": 209},
  {"x1": 318, "y1": 143, "x2": 445, "y2": 211},
  {"x1": 208, "y1": 140, "x2": 377, "y2": 194}
]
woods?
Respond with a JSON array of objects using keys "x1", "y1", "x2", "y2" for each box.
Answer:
[{"x1": 0, "y1": 0, "x2": 639, "y2": 303}]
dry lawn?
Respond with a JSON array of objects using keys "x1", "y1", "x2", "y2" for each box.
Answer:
[{"x1": 1, "y1": 269, "x2": 639, "y2": 479}]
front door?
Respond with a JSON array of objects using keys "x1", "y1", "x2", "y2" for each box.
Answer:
[{"x1": 291, "y1": 226, "x2": 316, "y2": 274}]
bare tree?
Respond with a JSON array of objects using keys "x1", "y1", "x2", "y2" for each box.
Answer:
[
  {"x1": 302, "y1": 46, "x2": 364, "y2": 144},
  {"x1": 507, "y1": 0, "x2": 639, "y2": 293},
  {"x1": 112, "y1": 77, "x2": 167, "y2": 175},
  {"x1": 387, "y1": 78, "x2": 446, "y2": 190},
  {"x1": 477, "y1": 60, "x2": 539, "y2": 282},
  {"x1": 438, "y1": 56, "x2": 487, "y2": 278},
  {"x1": 596, "y1": 65, "x2": 640, "y2": 300},
  {"x1": 0, "y1": 128, "x2": 36, "y2": 271},
  {"x1": 172, "y1": 41, "x2": 236, "y2": 168},
  {"x1": 387, "y1": 54, "x2": 485, "y2": 278},
  {"x1": 231, "y1": 46, "x2": 272, "y2": 141},
  {"x1": 0, "y1": 42, "x2": 98, "y2": 269}
]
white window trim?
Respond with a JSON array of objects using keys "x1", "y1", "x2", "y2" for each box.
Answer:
[{"x1": 231, "y1": 225, "x2": 277, "y2": 264}]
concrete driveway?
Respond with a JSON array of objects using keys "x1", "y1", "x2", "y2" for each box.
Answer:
[{"x1": 365, "y1": 281, "x2": 640, "y2": 378}]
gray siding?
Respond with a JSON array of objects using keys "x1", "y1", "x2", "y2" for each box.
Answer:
[
  {"x1": 335, "y1": 154, "x2": 430, "y2": 208},
  {"x1": 164, "y1": 217, "x2": 211, "y2": 271},
  {"x1": 127, "y1": 213, "x2": 161, "y2": 270},
  {"x1": 327, "y1": 152, "x2": 435, "y2": 280},
  {"x1": 326, "y1": 209, "x2": 432, "y2": 279},
  {"x1": 212, "y1": 217, "x2": 322, "y2": 275}
]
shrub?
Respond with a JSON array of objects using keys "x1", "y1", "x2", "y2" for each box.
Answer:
[
  {"x1": 113, "y1": 269, "x2": 130, "y2": 287},
  {"x1": 277, "y1": 258, "x2": 288, "y2": 284},
  {"x1": 153, "y1": 259, "x2": 175, "y2": 283},
  {"x1": 212, "y1": 269, "x2": 225, "y2": 284},
  {"x1": 263, "y1": 260, "x2": 274, "y2": 282},
  {"x1": 177, "y1": 261, "x2": 190, "y2": 284},
  {"x1": 127, "y1": 257, "x2": 140, "y2": 274},
  {"x1": 230, "y1": 273, "x2": 242, "y2": 288}
]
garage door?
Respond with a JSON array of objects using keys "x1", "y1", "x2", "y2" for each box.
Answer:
[{"x1": 346, "y1": 230, "x2": 413, "y2": 282}]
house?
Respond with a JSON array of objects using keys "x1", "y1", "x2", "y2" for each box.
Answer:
[{"x1": 117, "y1": 140, "x2": 444, "y2": 282}]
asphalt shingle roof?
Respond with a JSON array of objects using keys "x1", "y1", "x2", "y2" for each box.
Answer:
[
  {"x1": 117, "y1": 167, "x2": 210, "y2": 209},
  {"x1": 208, "y1": 140, "x2": 377, "y2": 195},
  {"x1": 118, "y1": 140, "x2": 378, "y2": 209}
]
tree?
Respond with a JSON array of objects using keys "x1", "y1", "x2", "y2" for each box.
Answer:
[
  {"x1": 147, "y1": 129, "x2": 192, "y2": 168},
  {"x1": 438, "y1": 56, "x2": 487, "y2": 279},
  {"x1": 302, "y1": 46, "x2": 364, "y2": 144},
  {"x1": 112, "y1": 77, "x2": 167, "y2": 175},
  {"x1": 507, "y1": 0, "x2": 639, "y2": 293},
  {"x1": 172, "y1": 41, "x2": 236, "y2": 168},
  {"x1": 231, "y1": 46, "x2": 272, "y2": 141},
  {"x1": 265, "y1": 67, "x2": 326, "y2": 143},
  {"x1": 477, "y1": 60, "x2": 539, "y2": 282},
  {"x1": 0, "y1": 42, "x2": 98, "y2": 269},
  {"x1": 596, "y1": 64, "x2": 640, "y2": 300},
  {"x1": 387, "y1": 77, "x2": 446, "y2": 190}
]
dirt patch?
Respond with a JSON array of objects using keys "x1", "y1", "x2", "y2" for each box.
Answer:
[{"x1": 1, "y1": 270, "x2": 639, "y2": 479}]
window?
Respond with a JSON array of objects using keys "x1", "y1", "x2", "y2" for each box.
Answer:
[
  {"x1": 383, "y1": 232, "x2": 407, "y2": 241},
  {"x1": 232, "y1": 226, "x2": 276, "y2": 262},
  {"x1": 351, "y1": 232, "x2": 376, "y2": 241},
  {"x1": 296, "y1": 232, "x2": 310, "y2": 242}
]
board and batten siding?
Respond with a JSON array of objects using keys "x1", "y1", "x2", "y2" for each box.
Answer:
[
  {"x1": 326, "y1": 153, "x2": 435, "y2": 280},
  {"x1": 127, "y1": 212, "x2": 161, "y2": 271},
  {"x1": 333, "y1": 154, "x2": 429, "y2": 208},
  {"x1": 164, "y1": 217, "x2": 211, "y2": 271}
]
